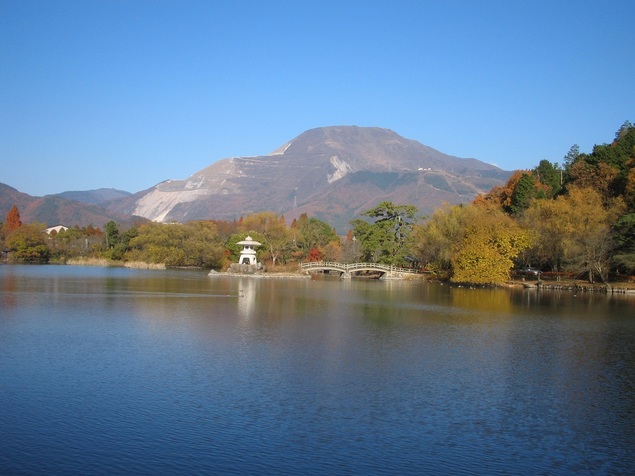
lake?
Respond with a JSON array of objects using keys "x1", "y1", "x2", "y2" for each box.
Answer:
[{"x1": 1, "y1": 265, "x2": 633, "y2": 475}]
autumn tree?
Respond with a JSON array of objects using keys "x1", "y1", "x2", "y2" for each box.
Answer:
[
  {"x1": 412, "y1": 203, "x2": 468, "y2": 277},
  {"x1": 567, "y1": 161, "x2": 620, "y2": 207},
  {"x1": 292, "y1": 214, "x2": 339, "y2": 259},
  {"x1": 125, "y1": 221, "x2": 224, "y2": 268},
  {"x1": 5, "y1": 223, "x2": 50, "y2": 263},
  {"x1": 565, "y1": 123, "x2": 635, "y2": 200},
  {"x1": 242, "y1": 212, "x2": 290, "y2": 266},
  {"x1": 556, "y1": 186, "x2": 624, "y2": 283},
  {"x1": 519, "y1": 199, "x2": 566, "y2": 273},
  {"x1": 449, "y1": 203, "x2": 531, "y2": 284},
  {"x1": 478, "y1": 170, "x2": 532, "y2": 213},
  {"x1": 322, "y1": 239, "x2": 343, "y2": 262},
  {"x1": 5, "y1": 205, "x2": 22, "y2": 232},
  {"x1": 306, "y1": 247, "x2": 324, "y2": 262},
  {"x1": 340, "y1": 230, "x2": 361, "y2": 263}
]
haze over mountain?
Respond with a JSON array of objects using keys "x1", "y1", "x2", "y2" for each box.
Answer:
[{"x1": 110, "y1": 126, "x2": 511, "y2": 232}]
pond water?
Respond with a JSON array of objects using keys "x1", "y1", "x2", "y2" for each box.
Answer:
[{"x1": 1, "y1": 265, "x2": 634, "y2": 475}]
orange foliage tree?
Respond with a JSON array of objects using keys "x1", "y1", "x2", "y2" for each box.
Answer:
[{"x1": 5, "y1": 205, "x2": 22, "y2": 232}]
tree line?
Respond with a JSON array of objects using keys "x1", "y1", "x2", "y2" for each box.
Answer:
[
  {"x1": 2, "y1": 121, "x2": 633, "y2": 284},
  {"x1": 414, "y1": 121, "x2": 635, "y2": 284}
]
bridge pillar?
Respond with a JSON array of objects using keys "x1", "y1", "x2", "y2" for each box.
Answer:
[{"x1": 341, "y1": 272, "x2": 351, "y2": 279}]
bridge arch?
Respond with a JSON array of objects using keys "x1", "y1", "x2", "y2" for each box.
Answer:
[{"x1": 300, "y1": 261, "x2": 417, "y2": 279}]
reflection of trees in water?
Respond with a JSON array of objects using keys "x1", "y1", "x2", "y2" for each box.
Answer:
[
  {"x1": 450, "y1": 287, "x2": 514, "y2": 315},
  {"x1": 0, "y1": 271, "x2": 17, "y2": 308}
]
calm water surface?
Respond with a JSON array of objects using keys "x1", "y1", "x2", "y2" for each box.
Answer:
[{"x1": 1, "y1": 265, "x2": 633, "y2": 475}]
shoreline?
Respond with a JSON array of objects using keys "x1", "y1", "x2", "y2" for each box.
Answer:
[
  {"x1": 211, "y1": 270, "x2": 310, "y2": 279},
  {"x1": 46, "y1": 261, "x2": 635, "y2": 293},
  {"x1": 65, "y1": 258, "x2": 166, "y2": 269},
  {"x1": 509, "y1": 279, "x2": 635, "y2": 294}
]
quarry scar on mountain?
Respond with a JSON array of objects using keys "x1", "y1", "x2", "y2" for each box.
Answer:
[
  {"x1": 1, "y1": 126, "x2": 511, "y2": 232},
  {"x1": 113, "y1": 126, "x2": 511, "y2": 232}
]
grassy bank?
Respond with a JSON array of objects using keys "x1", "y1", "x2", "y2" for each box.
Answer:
[{"x1": 66, "y1": 258, "x2": 166, "y2": 270}]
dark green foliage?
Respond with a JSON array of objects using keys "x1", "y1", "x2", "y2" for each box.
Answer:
[
  {"x1": 350, "y1": 201, "x2": 419, "y2": 265},
  {"x1": 293, "y1": 215, "x2": 338, "y2": 254},
  {"x1": 614, "y1": 213, "x2": 635, "y2": 273},
  {"x1": 510, "y1": 174, "x2": 537, "y2": 215},
  {"x1": 104, "y1": 220, "x2": 120, "y2": 248},
  {"x1": 563, "y1": 144, "x2": 580, "y2": 168},
  {"x1": 533, "y1": 160, "x2": 562, "y2": 198}
]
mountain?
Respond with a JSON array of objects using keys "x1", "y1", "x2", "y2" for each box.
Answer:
[
  {"x1": 0, "y1": 183, "x2": 34, "y2": 215},
  {"x1": 1, "y1": 127, "x2": 512, "y2": 232},
  {"x1": 109, "y1": 126, "x2": 511, "y2": 232},
  {"x1": 0, "y1": 183, "x2": 144, "y2": 229},
  {"x1": 57, "y1": 188, "x2": 131, "y2": 206}
]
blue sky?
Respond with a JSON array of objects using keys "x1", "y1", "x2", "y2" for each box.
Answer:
[{"x1": 2, "y1": 0, "x2": 634, "y2": 196}]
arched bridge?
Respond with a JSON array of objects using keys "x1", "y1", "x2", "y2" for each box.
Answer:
[{"x1": 300, "y1": 261, "x2": 418, "y2": 279}]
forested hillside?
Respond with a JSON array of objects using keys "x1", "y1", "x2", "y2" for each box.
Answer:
[{"x1": 414, "y1": 121, "x2": 635, "y2": 284}]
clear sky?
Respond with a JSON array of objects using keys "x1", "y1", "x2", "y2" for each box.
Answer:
[{"x1": 2, "y1": 0, "x2": 634, "y2": 197}]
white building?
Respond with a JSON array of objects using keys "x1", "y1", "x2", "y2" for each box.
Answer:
[{"x1": 44, "y1": 225, "x2": 69, "y2": 235}]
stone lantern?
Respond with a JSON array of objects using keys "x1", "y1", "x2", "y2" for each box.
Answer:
[{"x1": 236, "y1": 236, "x2": 261, "y2": 265}]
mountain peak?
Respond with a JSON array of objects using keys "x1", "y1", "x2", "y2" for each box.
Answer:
[{"x1": 108, "y1": 126, "x2": 510, "y2": 232}]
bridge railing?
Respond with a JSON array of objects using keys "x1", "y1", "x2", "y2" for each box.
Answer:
[
  {"x1": 300, "y1": 261, "x2": 420, "y2": 275},
  {"x1": 300, "y1": 261, "x2": 347, "y2": 271}
]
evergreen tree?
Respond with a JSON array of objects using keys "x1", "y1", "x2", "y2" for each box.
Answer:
[
  {"x1": 350, "y1": 201, "x2": 419, "y2": 265},
  {"x1": 533, "y1": 160, "x2": 562, "y2": 198}
]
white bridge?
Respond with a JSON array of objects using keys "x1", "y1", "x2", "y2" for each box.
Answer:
[{"x1": 300, "y1": 261, "x2": 418, "y2": 279}]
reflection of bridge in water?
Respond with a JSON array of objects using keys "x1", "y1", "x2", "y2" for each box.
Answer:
[{"x1": 300, "y1": 261, "x2": 419, "y2": 279}]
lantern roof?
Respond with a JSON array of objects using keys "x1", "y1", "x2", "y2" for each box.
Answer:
[{"x1": 236, "y1": 236, "x2": 262, "y2": 247}]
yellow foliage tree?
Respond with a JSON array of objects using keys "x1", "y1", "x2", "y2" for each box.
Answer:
[
  {"x1": 520, "y1": 198, "x2": 565, "y2": 272},
  {"x1": 241, "y1": 212, "x2": 290, "y2": 266},
  {"x1": 549, "y1": 186, "x2": 623, "y2": 283},
  {"x1": 450, "y1": 204, "x2": 532, "y2": 284},
  {"x1": 412, "y1": 203, "x2": 468, "y2": 276}
]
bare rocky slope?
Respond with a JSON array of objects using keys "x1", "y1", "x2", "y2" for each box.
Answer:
[{"x1": 109, "y1": 126, "x2": 511, "y2": 232}]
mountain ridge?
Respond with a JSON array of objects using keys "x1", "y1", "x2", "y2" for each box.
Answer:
[
  {"x1": 0, "y1": 183, "x2": 143, "y2": 228},
  {"x1": 108, "y1": 126, "x2": 510, "y2": 231},
  {"x1": 2, "y1": 126, "x2": 511, "y2": 232}
]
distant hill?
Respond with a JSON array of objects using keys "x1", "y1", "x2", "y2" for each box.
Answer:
[
  {"x1": 0, "y1": 183, "x2": 35, "y2": 215},
  {"x1": 109, "y1": 126, "x2": 511, "y2": 232},
  {"x1": 0, "y1": 183, "x2": 143, "y2": 229},
  {"x1": 57, "y1": 188, "x2": 131, "y2": 206}
]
